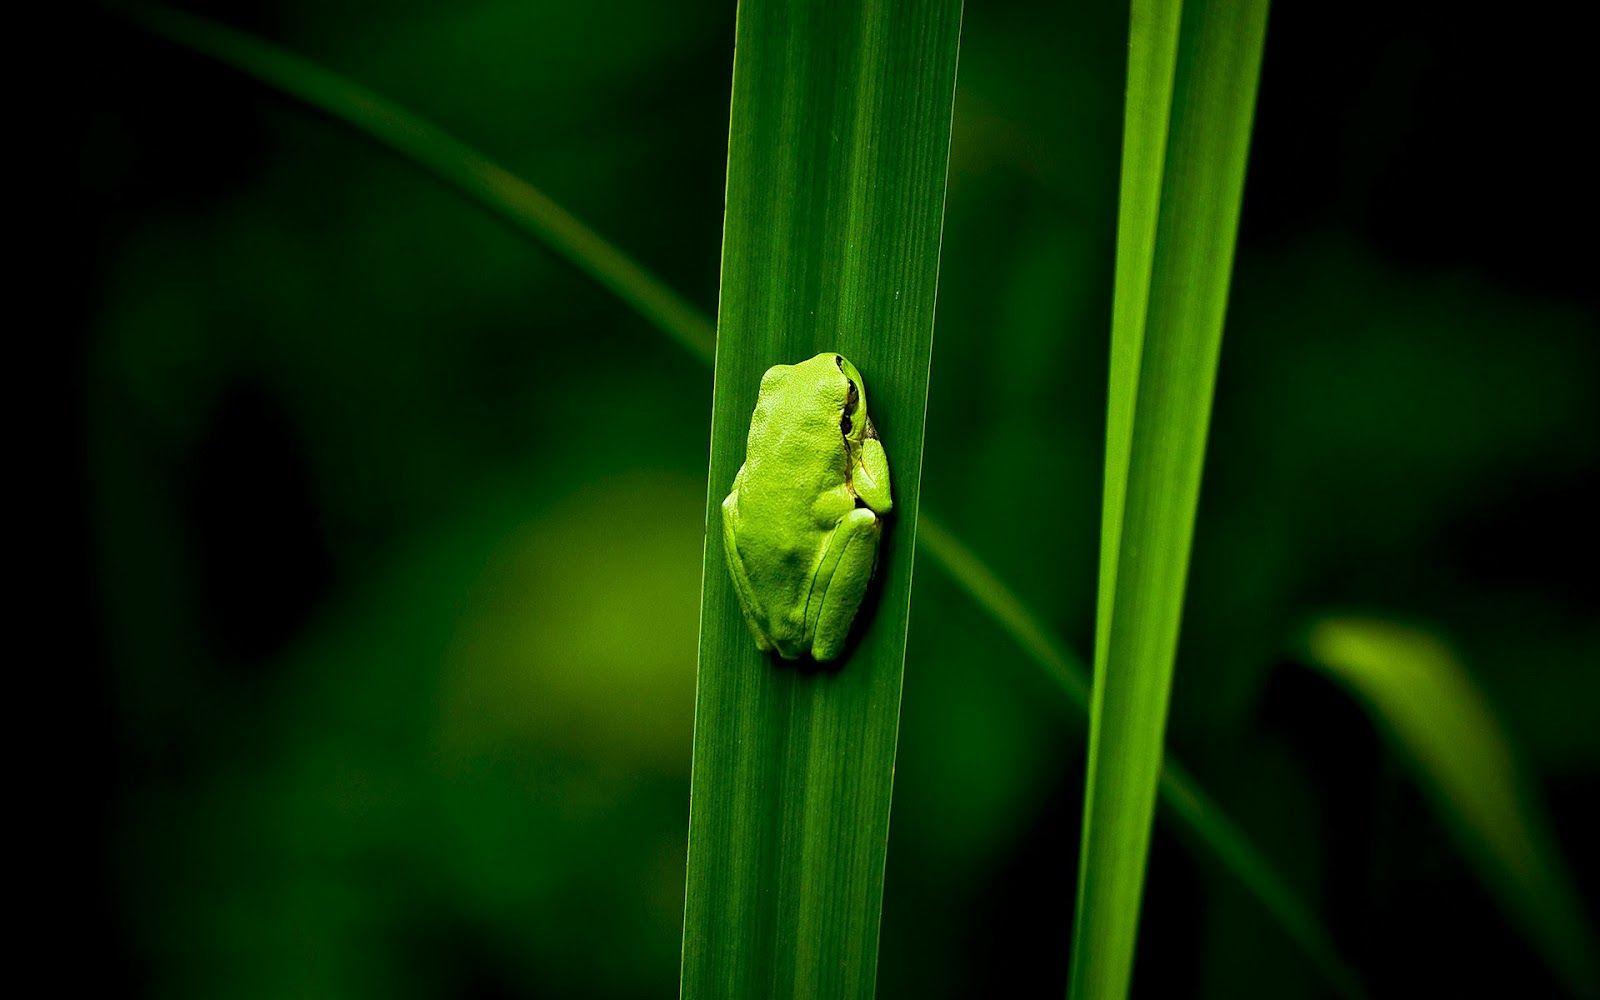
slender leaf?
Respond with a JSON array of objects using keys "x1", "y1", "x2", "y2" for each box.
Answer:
[
  {"x1": 114, "y1": 2, "x2": 715, "y2": 365},
  {"x1": 920, "y1": 520, "x2": 1362, "y2": 997},
  {"x1": 916, "y1": 519, "x2": 1089, "y2": 710},
  {"x1": 1156, "y1": 764, "x2": 1361, "y2": 997},
  {"x1": 679, "y1": 2, "x2": 962, "y2": 994},
  {"x1": 123, "y1": 8, "x2": 1357, "y2": 993},
  {"x1": 1071, "y1": 2, "x2": 1271, "y2": 997},
  {"x1": 1305, "y1": 616, "x2": 1600, "y2": 997}
]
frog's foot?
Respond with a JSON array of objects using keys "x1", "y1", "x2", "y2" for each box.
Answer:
[
  {"x1": 805, "y1": 508, "x2": 882, "y2": 663},
  {"x1": 721, "y1": 495, "x2": 775, "y2": 654}
]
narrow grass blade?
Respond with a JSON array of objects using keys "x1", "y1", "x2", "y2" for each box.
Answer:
[
  {"x1": 1071, "y1": 2, "x2": 1271, "y2": 997},
  {"x1": 115, "y1": 2, "x2": 715, "y2": 364},
  {"x1": 919, "y1": 521, "x2": 1362, "y2": 997},
  {"x1": 916, "y1": 518, "x2": 1089, "y2": 710},
  {"x1": 1156, "y1": 765, "x2": 1362, "y2": 997},
  {"x1": 680, "y1": 2, "x2": 962, "y2": 994},
  {"x1": 1305, "y1": 616, "x2": 1600, "y2": 996},
  {"x1": 123, "y1": 9, "x2": 1357, "y2": 992}
]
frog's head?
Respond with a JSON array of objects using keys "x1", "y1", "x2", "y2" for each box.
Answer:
[
  {"x1": 770, "y1": 352, "x2": 881, "y2": 460},
  {"x1": 764, "y1": 352, "x2": 891, "y2": 514},
  {"x1": 789, "y1": 352, "x2": 873, "y2": 445}
]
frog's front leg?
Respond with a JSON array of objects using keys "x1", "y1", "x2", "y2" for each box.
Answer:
[
  {"x1": 852, "y1": 422, "x2": 893, "y2": 514},
  {"x1": 805, "y1": 508, "x2": 882, "y2": 662}
]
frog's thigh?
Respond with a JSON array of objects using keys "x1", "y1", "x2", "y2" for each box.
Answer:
[
  {"x1": 809, "y1": 508, "x2": 881, "y2": 662},
  {"x1": 721, "y1": 496, "x2": 774, "y2": 653}
]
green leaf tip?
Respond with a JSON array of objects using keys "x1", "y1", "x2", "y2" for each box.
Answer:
[{"x1": 1306, "y1": 615, "x2": 1600, "y2": 997}]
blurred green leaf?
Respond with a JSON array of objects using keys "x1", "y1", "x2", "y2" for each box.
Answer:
[
  {"x1": 1071, "y1": 1, "x2": 1270, "y2": 997},
  {"x1": 119, "y1": 2, "x2": 715, "y2": 364},
  {"x1": 113, "y1": 470, "x2": 702, "y2": 997},
  {"x1": 1305, "y1": 616, "x2": 1600, "y2": 997}
]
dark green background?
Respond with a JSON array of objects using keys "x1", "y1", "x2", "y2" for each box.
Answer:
[{"x1": 73, "y1": 0, "x2": 1596, "y2": 995}]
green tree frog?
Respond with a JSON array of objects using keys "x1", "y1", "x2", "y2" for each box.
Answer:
[{"x1": 721, "y1": 353, "x2": 893, "y2": 662}]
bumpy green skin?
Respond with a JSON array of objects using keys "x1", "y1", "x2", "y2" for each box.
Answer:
[{"x1": 722, "y1": 353, "x2": 894, "y2": 662}]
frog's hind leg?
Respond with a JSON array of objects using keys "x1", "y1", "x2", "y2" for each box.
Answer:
[
  {"x1": 721, "y1": 496, "x2": 775, "y2": 654},
  {"x1": 805, "y1": 508, "x2": 882, "y2": 663}
]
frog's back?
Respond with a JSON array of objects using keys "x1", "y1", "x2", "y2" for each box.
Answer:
[
  {"x1": 741, "y1": 381, "x2": 852, "y2": 519},
  {"x1": 722, "y1": 356, "x2": 857, "y2": 656}
]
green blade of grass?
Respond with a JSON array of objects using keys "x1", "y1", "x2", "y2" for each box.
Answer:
[
  {"x1": 122, "y1": 9, "x2": 1358, "y2": 994},
  {"x1": 679, "y1": 2, "x2": 962, "y2": 993},
  {"x1": 1071, "y1": 2, "x2": 1271, "y2": 998},
  {"x1": 919, "y1": 520, "x2": 1362, "y2": 997},
  {"x1": 1305, "y1": 617, "x2": 1600, "y2": 997},
  {"x1": 112, "y1": 2, "x2": 715, "y2": 366}
]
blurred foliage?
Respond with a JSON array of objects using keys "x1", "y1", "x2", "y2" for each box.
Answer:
[
  {"x1": 1305, "y1": 617, "x2": 1598, "y2": 995},
  {"x1": 82, "y1": 0, "x2": 1596, "y2": 996}
]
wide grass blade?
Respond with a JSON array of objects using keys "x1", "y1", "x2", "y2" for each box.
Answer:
[
  {"x1": 679, "y1": 2, "x2": 962, "y2": 994},
  {"x1": 1305, "y1": 617, "x2": 1600, "y2": 996},
  {"x1": 1070, "y1": 2, "x2": 1271, "y2": 997},
  {"x1": 123, "y1": 8, "x2": 1357, "y2": 993}
]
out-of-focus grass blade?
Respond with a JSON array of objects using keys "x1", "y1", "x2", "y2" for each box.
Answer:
[
  {"x1": 114, "y1": 2, "x2": 715, "y2": 364},
  {"x1": 1156, "y1": 764, "x2": 1361, "y2": 997},
  {"x1": 916, "y1": 519, "x2": 1090, "y2": 710},
  {"x1": 919, "y1": 521, "x2": 1362, "y2": 997},
  {"x1": 1071, "y1": 2, "x2": 1271, "y2": 998},
  {"x1": 1305, "y1": 617, "x2": 1600, "y2": 997},
  {"x1": 122, "y1": 8, "x2": 1359, "y2": 993},
  {"x1": 679, "y1": 1, "x2": 963, "y2": 995}
]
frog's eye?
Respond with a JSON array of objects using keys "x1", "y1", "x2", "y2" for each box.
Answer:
[{"x1": 841, "y1": 378, "x2": 859, "y2": 435}]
